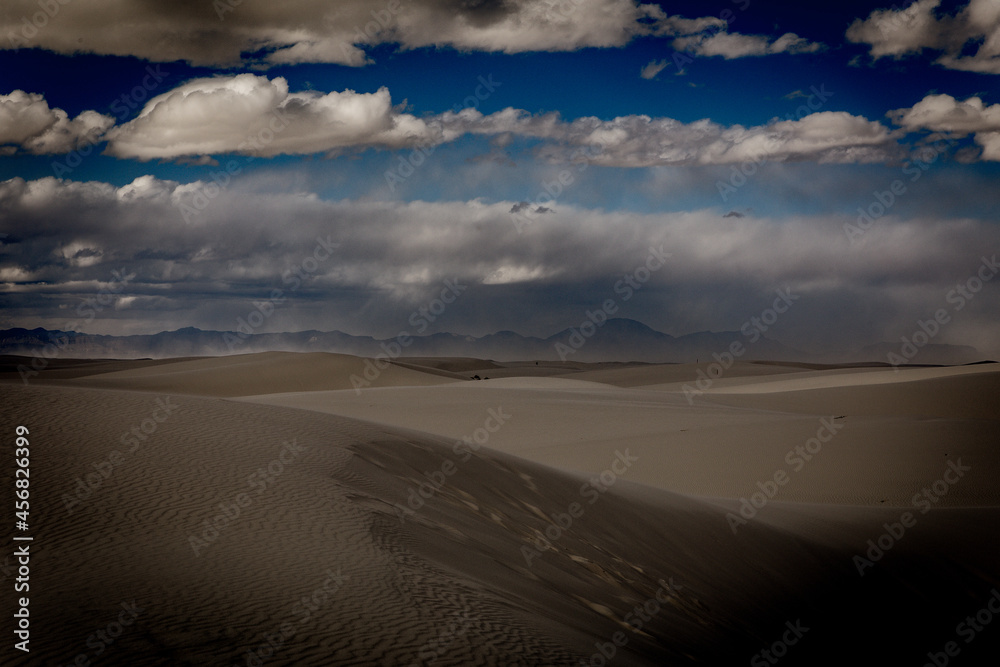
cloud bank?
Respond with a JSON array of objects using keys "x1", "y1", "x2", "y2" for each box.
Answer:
[
  {"x1": 13, "y1": 77, "x2": 1000, "y2": 167},
  {"x1": 890, "y1": 94, "x2": 1000, "y2": 161},
  {"x1": 1, "y1": 175, "x2": 997, "y2": 352},
  {"x1": 0, "y1": 91, "x2": 114, "y2": 155},
  {"x1": 847, "y1": 0, "x2": 1000, "y2": 74},
  {"x1": 2, "y1": 0, "x2": 829, "y2": 67},
  {"x1": 94, "y1": 75, "x2": 898, "y2": 165},
  {"x1": 104, "y1": 74, "x2": 446, "y2": 160}
]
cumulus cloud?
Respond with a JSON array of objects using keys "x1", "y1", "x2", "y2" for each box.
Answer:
[
  {"x1": 640, "y1": 59, "x2": 669, "y2": 80},
  {"x1": 0, "y1": 91, "x2": 114, "y2": 155},
  {"x1": 654, "y1": 10, "x2": 823, "y2": 60},
  {"x1": 0, "y1": 0, "x2": 667, "y2": 67},
  {"x1": 445, "y1": 107, "x2": 899, "y2": 166},
  {"x1": 889, "y1": 94, "x2": 1000, "y2": 161},
  {"x1": 104, "y1": 74, "x2": 446, "y2": 160},
  {"x1": 0, "y1": 78, "x2": 899, "y2": 165},
  {"x1": 2, "y1": 175, "x2": 998, "y2": 351},
  {"x1": 846, "y1": 0, "x2": 1000, "y2": 74},
  {"x1": 0, "y1": 0, "x2": 829, "y2": 68},
  {"x1": 672, "y1": 30, "x2": 823, "y2": 59},
  {"x1": 77, "y1": 75, "x2": 896, "y2": 165}
]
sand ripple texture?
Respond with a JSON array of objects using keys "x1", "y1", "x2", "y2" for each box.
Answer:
[{"x1": 2, "y1": 382, "x2": 999, "y2": 665}]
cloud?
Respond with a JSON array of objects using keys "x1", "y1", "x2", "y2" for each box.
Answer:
[
  {"x1": 104, "y1": 74, "x2": 445, "y2": 160},
  {"x1": 510, "y1": 201, "x2": 552, "y2": 216},
  {"x1": 890, "y1": 94, "x2": 1000, "y2": 133},
  {"x1": 653, "y1": 11, "x2": 823, "y2": 61},
  {"x1": 889, "y1": 93, "x2": 1000, "y2": 160},
  {"x1": 446, "y1": 107, "x2": 899, "y2": 166},
  {"x1": 67, "y1": 75, "x2": 895, "y2": 165},
  {"x1": 846, "y1": 0, "x2": 1000, "y2": 74},
  {"x1": 0, "y1": 1, "x2": 827, "y2": 68},
  {"x1": 672, "y1": 31, "x2": 823, "y2": 59},
  {"x1": 0, "y1": 91, "x2": 114, "y2": 154},
  {"x1": 2, "y1": 175, "x2": 998, "y2": 352},
  {"x1": 0, "y1": 0, "x2": 667, "y2": 67},
  {"x1": 640, "y1": 59, "x2": 669, "y2": 80}
]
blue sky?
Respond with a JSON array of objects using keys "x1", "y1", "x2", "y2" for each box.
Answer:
[{"x1": 1, "y1": 0, "x2": 998, "y2": 356}]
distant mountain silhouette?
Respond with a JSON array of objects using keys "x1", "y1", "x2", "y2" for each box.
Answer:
[{"x1": 0, "y1": 320, "x2": 985, "y2": 364}]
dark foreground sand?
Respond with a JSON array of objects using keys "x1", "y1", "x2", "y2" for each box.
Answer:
[{"x1": 1, "y1": 354, "x2": 999, "y2": 665}]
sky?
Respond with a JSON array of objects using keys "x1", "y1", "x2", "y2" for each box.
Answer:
[{"x1": 0, "y1": 0, "x2": 998, "y2": 356}]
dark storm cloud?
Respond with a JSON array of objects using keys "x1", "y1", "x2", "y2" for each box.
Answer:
[{"x1": 1, "y1": 175, "x2": 998, "y2": 353}]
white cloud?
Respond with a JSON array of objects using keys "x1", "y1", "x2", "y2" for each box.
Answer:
[
  {"x1": 86, "y1": 75, "x2": 898, "y2": 165},
  {"x1": 386, "y1": 0, "x2": 663, "y2": 54},
  {"x1": 104, "y1": 74, "x2": 445, "y2": 160},
  {"x1": 653, "y1": 14, "x2": 727, "y2": 37},
  {"x1": 975, "y1": 131, "x2": 1000, "y2": 161},
  {"x1": 0, "y1": 91, "x2": 113, "y2": 154},
  {"x1": 890, "y1": 93, "x2": 1000, "y2": 133},
  {"x1": 446, "y1": 107, "x2": 898, "y2": 166},
  {"x1": 0, "y1": 0, "x2": 668, "y2": 67},
  {"x1": 673, "y1": 31, "x2": 823, "y2": 59},
  {"x1": 846, "y1": 0, "x2": 1000, "y2": 74},
  {"x1": 0, "y1": 0, "x2": 829, "y2": 67},
  {"x1": 2, "y1": 175, "x2": 998, "y2": 349},
  {"x1": 640, "y1": 59, "x2": 669, "y2": 80},
  {"x1": 653, "y1": 10, "x2": 823, "y2": 61},
  {"x1": 889, "y1": 93, "x2": 1000, "y2": 161}
]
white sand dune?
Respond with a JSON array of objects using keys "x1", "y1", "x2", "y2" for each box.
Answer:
[
  {"x1": 64, "y1": 351, "x2": 462, "y2": 396},
  {"x1": 2, "y1": 354, "x2": 999, "y2": 665},
  {"x1": 552, "y1": 360, "x2": 810, "y2": 387},
  {"x1": 690, "y1": 362, "x2": 998, "y2": 394},
  {"x1": 236, "y1": 363, "x2": 1000, "y2": 508}
]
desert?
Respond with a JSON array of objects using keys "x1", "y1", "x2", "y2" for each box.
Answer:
[{"x1": 2, "y1": 354, "x2": 998, "y2": 665}]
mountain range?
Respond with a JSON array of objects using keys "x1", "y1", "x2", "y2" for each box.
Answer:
[{"x1": 0, "y1": 319, "x2": 988, "y2": 365}]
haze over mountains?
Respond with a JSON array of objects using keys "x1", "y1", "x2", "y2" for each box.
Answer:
[{"x1": 0, "y1": 318, "x2": 986, "y2": 365}]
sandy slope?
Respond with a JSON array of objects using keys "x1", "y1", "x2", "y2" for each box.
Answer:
[
  {"x1": 238, "y1": 364, "x2": 1000, "y2": 508},
  {"x1": 2, "y1": 381, "x2": 999, "y2": 666},
  {"x1": 60, "y1": 351, "x2": 463, "y2": 396},
  {"x1": 2, "y1": 355, "x2": 999, "y2": 665}
]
